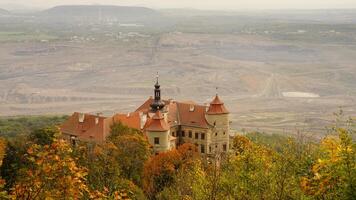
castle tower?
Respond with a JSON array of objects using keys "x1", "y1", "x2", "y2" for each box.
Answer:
[
  {"x1": 145, "y1": 110, "x2": 172, "y2": 153},
  {"x1": 205, "y1": 94, "x2": 230, "y2": 153}
]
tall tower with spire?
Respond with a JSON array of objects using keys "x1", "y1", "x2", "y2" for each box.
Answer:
[{"x1": 150, "y1": 73, "x2": 165, "y2": 112}]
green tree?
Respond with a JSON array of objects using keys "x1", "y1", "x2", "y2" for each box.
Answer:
[
  {"x1": 28, "y1": 126, "x2": 60, "y2": 146},
  {"x1": 0, "y1": 135, "x2": 29, "y2": 191},
  {"x1": 109, "y1": 122, "x2": 141, "y2": 138},
  {"x1": 109, "y1": 134, "x2": 151, "y2": 185}
]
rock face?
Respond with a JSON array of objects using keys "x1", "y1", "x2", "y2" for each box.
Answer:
[{"x1": 41, "y1": 5, "x2": 161, "y2": 22}]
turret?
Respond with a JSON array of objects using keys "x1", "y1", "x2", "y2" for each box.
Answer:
[
  {"x1": 205, "y1": 94, "x2": 230, "y2": 153},
  {"x1": 145, "y1": 110, "x2": 171, "y2": 153}
]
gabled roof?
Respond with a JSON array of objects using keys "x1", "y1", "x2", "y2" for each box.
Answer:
[
  {"x1": 207, "y1": 95, "x2": 229, "y2": 115},
  {"x1": 176, "y1": 102, "x2": 209, "y2": 128},
  {"x1": 60, "y1": 112, "x2": 111, "y2": 142},
  {"x1": 145, "y1": 111, "x2": 169, "y2": 132},
  {"x1": 113, "y1": 112, "x2": 141, "y2": 130}
]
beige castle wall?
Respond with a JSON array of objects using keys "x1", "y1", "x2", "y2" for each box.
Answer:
[
  {"x1": 146, "y1": 113, "x2": 230, "y2": 155},
  {"x1": 146, "y1": 130, "x2": 172, "y2": 153},
  {"x1": 205, "y1": 113, "x2": 230, "y2": 154},
  {"x1": 179, "y1": 126, "x2": 209, "y2": 154}
]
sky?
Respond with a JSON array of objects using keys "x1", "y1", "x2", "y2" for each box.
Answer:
[{"x1": 1, "y1": 0, "x2": 356, "y2": 10}]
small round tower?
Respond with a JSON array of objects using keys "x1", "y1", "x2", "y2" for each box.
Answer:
[{"x1": 205, "y1": 94, "x2": 230, "y2": 153}]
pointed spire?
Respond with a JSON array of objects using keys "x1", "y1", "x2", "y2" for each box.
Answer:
[
  {"x1": 207, "y1": 93, "x2": 229, "y2": 114},
  {"x1": 150, "y1": 73, "x2": 165, "y2": 111},
  {"x1": 156, "y1": 72, "x2": 159, "y2": 85}
]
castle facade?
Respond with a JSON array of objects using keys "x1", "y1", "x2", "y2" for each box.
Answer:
[{"x1": 61, "y1": 76, "x2": 230, "y2": 155}]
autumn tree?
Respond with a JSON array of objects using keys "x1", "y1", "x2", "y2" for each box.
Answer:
[
  {"x1": 157, "y1": 160, "x2": 209, "y2": 200},
  {"x1": 219, "y1": 135, "x2": 275, "y2": 199},
  {"x1": 0, "y1": 137, "x2": 10, "y2": 199},
  {"x1": 143, "y1": 143, "x2": 199, "y2": 199},
  {"x1": 301, "y1": 127, "x2": 356, "y2": 199},
  {"x1": 11, "y1": 139, "x2": 90, "y2": 199}
]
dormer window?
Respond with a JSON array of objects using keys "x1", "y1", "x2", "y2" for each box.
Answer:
[{"x1": 189, "y1": 105, "x2": 195, "y2": 112}]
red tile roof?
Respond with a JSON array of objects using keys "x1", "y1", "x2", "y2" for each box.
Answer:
[
  {"x1": 167, "y1": 101, "x2": 178, "y2": 127},
  {"x1": 145, "y1": 111, "x2": 169, "y2": 132},
  {"x1": 207, "y1": 95, "x2": 229, "y2": 115},
  {"x1": 60, "y1": 112, "x2": 111, "y2": 142},
  {"x1": 113, "y1": 112, "x2": 142, "y2": 130},
  {"x1": 176, "y1": 102, "x2": 209, "y2": 128},
  {"x1": 61, "y1": 95, "x2": 228, "y2": 143}
]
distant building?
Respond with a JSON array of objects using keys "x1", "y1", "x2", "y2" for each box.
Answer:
[{"x1": 60, "y1": 75, "x2": 230, "y2": 155}]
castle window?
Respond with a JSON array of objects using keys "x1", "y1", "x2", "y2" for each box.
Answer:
[
  {"x1": 215, "y1": 132, "x2": 218, "y2": 136},
  {"x1": 172, "y1": 132, "x2": 175, "y2": 137},
  {"x1": 201, "y1": 144, "x2": 205, "y2": 154},
  {"x1": 154, "y1": 137, "x2": 160, "y2": 145},
  {"x1": 189, "y1": 131, "x2": 192, "y2": 138},
  {"x1": 182, "y1": 131, "x2": 185, "y2": 137},
  {"x1": 223, "y1": 144, "x2": 227, "y2": 152},
  {"x1": 195, "y1": 132, "x2": 199, "y2": 139},
  {"x1": 209, "y1": 146, "x2": 212, "y2": 153},
  {"x1": 223, "y1": 132, "x2": 226, "y2": 135},
  {"x1": 201, "y1": 133, "x2": 205, "y2": 140}
]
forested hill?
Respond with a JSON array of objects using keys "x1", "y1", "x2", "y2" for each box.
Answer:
[{"x1": 40, "y1": 5, "x2": 161, "y2": 21}]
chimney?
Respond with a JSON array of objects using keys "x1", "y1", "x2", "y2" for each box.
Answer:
[
  {"x1": 204, "y1": 103, "x2": 209, "y2": 112},
  {"x1": 79, "y1": 113, "x2": 85, "y2": 123},
  {"x1": 95, "y1": 112, "x2": 102, "y2": 125},
  {"x1": 139, "y1": 112, "x2": 147, "y2": 129}
]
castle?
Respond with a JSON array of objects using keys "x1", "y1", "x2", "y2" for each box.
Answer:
[{"x1": 60, "y1": 75, "x2": 230, "y2": 154}]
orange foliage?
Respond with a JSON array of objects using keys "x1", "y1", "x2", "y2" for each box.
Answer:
[
  {"x1": 142, "y1": 143, "x2": 199, "y2": 198},
  {"x1": 11, "y1": 139, "x2": 90, "y2": 199},
  {"x1": 232, "y1": 135, "x2": 252, "y2": 154}
]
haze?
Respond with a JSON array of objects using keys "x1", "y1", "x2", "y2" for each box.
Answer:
[{"x1": 1, "y1": 0, "x2": 356, "y2": 10}]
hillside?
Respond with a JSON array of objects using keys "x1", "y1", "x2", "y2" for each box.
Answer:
[{"x1": 41, "y1": 5, "x2": 161, "y2": 22}]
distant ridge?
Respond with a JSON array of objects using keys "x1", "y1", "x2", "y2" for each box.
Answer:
[{"x1": 41, "y1": 5, "x2": 160, "y2": 22}]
